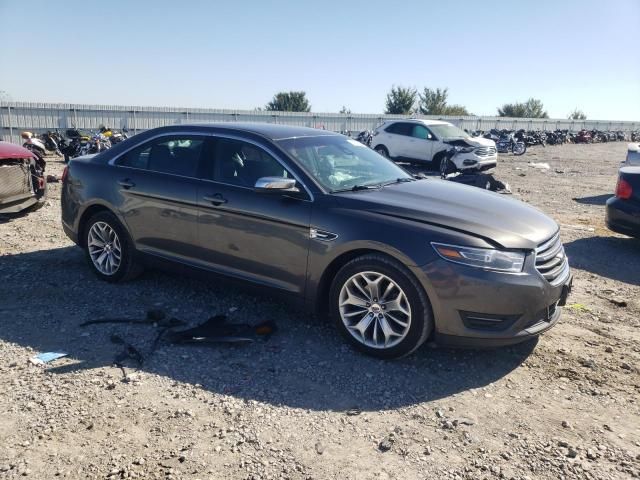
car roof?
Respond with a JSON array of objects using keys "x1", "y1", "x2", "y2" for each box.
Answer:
[
  {"x1": 186, "y1": 122, "x2": 341, "y2": 141},
  {"x1": 382, "y1": 118, "x2": 450, "y2": 126}
]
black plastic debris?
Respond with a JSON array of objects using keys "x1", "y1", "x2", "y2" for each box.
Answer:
[
  {"x1": 168, "y1": 315, "x2": 276, "y2": 345},
  {"x1": 446, "y1": 172, "x2": 511, "y2": 193}
]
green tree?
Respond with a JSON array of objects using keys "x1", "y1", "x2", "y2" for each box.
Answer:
[
  {"x1": 568, "y1": 108, "x2": 587, "y2": 120},
  {"x1": 384, "y1": 86, "x2": 417, "y2": 114},
  {"x1": 418, "y1": 87, "x2": 448, "y2": 115},
  {"x1": 339, "y1": 106, "x2": 352, "y2": 114},
  {"x1": 442, "y1": 104, "x2": 471, "y2": 116},
  {"x1": 498, "y1": 98, "x2": 548, "y2": 118},
  {"x1": 418, "y1": 87, "x2": 470, "y2": 116},
  {"x1": 265, "y1": 91, "x2": 311, "y2": 112}
]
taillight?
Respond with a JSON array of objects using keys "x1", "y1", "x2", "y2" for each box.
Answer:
[
  {"x1": 615, "y1": 178, "x2": 632, "y2": 200},
  {"x1": 61, "y1": 166, "x2": 69, "y2": 183}
]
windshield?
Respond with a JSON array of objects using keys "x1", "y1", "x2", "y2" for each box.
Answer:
[
  {"x1": 429, "y1": 123, "x2": 468, "y2": 139},
  {"x1": 278, "y1": 135, "x2": 412, "y2": 192}
]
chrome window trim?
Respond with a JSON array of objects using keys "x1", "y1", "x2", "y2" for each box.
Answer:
[{"x1": 108, "y1": 130, "x2": 314, "y2": 201}]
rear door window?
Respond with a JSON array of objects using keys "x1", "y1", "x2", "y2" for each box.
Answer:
[
  {"x1": 117, "y1": 136, "x2": 205, "y2": 177},
  {"x1": 385, "y1": 122, "x2": 413, "y2": 136}
]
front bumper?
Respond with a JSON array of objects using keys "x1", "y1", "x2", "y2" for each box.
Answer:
[
  {"x1": 0, "y1": 192, "x2": 40, "y2": 214},
  {"x1": 606, "y1": 197, "x2": 640, "y2": 238},
  {"x1": 456, "y1": 153, "x2": 497, "y2": 172},
  {"x1": 411, "y1": 258, "x2": 572, "y2": 347}
]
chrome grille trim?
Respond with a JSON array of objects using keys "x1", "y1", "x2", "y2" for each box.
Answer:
[
  {"x1": 535, "y1": 233, "x2": 569, "y2": 286},
  {"x1": 475, "y1": 146, "x2": 497, "y2": 156}
]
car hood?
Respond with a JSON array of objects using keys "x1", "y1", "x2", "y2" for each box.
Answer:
[
  {"x1": 443, "y1": 136, "x2": 495, "y2": 148},
  {"x1": 335, "y1": 179, "x2": 558, "y2": 249}
]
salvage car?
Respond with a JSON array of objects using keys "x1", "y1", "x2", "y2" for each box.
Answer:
[
  {"x1": 606, "y1": 166, "x2": 640, "y2": 238},
  {"x1": 371, "y1": 119, "x2": 497, "y2": 172},
  {"x1": 0, "y1": 141, "x2": 46, "y2": 214},
  {"x1": 624, "y1": 143, "x2": 640, "y2": 167},
  {"x1": 61, "y1": 124, "x2": 571, "y2": 358}
]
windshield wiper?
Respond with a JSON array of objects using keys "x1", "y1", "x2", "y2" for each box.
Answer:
[
  {"x1": 381, "y1": 177, "x2": 416, "y2": 187},
  {"x1": 332, "y1": 184, "x2": 382, "y2": 193}
]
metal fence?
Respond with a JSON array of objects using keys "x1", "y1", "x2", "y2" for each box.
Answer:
[{"x1": 1, "y1": 101, "x2": 638, "y2": 145}]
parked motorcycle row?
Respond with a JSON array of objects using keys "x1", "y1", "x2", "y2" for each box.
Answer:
[
  {"x1": 21, "y1": 127, "x2": 129, "y2": 162},
  {"x1": 471, "y1": 128, "x2": 633, "y2": 155}
]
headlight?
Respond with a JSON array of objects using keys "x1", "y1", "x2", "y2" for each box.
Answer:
[
  {"x1": 459, "y1": 147, "x2": 475, "y2": 153},
  {"x1": 431, "y1": 243, "x2": 525, "y2": 273}
]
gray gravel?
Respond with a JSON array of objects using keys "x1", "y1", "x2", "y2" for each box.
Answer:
[{"x1": 0, "y1": 142, "x2": 639, "y2": 479}]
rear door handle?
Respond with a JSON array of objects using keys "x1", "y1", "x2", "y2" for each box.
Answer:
[
  {"x1": 118, "y1": 179, "x2": 136, "y2": 189},
  {"x1": 202, "y1": 193, "x2": 227, "y2": 206}
]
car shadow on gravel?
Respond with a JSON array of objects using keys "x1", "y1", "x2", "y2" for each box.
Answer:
[
  {"x1": 572, "y1": 194, "x2": 612, "y2": 206},
  {"x1": 1, "y1": 246, "x2": 537, "y2": 412},
  {"x1": 564, "y1": 235, "x2": 640, "y2": 286}
]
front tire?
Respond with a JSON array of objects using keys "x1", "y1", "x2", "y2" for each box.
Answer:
[
  {"x1": 374, "y1": 145, "x2": 389, "y2": 158},
  {"x1": 440, "y1": 157, "x2": 455, "y2": 178},
  {"x1": 83, "y1": 211, "x2": 142, "y2": 282},
  {"x1": 512, "y1": 142, "x2": 526, "y2": 156},
  {"x1": 329, "y1": 254, "x2": 433, "y2": 359}
]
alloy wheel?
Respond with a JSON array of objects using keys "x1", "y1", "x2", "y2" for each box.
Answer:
[
  {"x1": 338, "y1": 271, "x2": 412, "y2": 349},
  {"x1": 87, "y1": 221, "x2": 122, "y2": 276}
]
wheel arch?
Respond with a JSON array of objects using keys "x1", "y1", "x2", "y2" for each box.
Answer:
[
  {"x1": 372, "y1": 144, "x2": 388, "y2": 154},
  {"x1": 313, "y1": 247, "x2": 426, "y2": 317},
  {"x1": 77, "y1": 203, "x2": 121, "y2": 248}
]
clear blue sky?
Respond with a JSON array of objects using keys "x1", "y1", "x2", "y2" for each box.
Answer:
[{"x1": 1, "y1": 0, "x2": 638, "y2": 120}]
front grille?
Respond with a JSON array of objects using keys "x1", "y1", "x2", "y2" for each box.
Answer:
[
  {"x1": 0, "y1": 164, "x2": 32, "y2": 199},
  {"x1": 475, "y1": 146, "x2": 497, "y2": 156},
  {"x1": 535, "y1": 233, "x2": 570, "y2": 286}
]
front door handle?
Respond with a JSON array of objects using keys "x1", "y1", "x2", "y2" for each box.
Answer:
[
  {"x1": 118, "y1": 179, "x2": 136, "y2": 189},
  {"x1": 202, "y1": 193, "x2": 227, "y2": 206}
]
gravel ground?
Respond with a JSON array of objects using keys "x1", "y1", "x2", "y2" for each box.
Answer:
[{"x1": 0, "y1": 142, "x2": 638, "y2": 480}]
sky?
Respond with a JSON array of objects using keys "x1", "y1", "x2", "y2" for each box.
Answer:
[{"x1": 1, "y1": 0, "x2": 639, "y2": 120}]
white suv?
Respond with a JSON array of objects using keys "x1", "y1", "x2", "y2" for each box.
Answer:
[{"x1": 371, "y1": 119, "x2": 497, "y2": 172}]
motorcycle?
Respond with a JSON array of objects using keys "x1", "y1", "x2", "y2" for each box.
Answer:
[
  {"x1": 21, "y1": 131, "x2": 47, "y2": 158},
  {"x1": 101, "y1": 127, "x2": 129, "y2": 145},
  {"x1": 496, "y1": 132, "x2": 526, "y2": 155},
  {"x1": 574, "y1": 129, "x2": 592, "y2": 144},
  {"x1": 355, "y1": 130, "x2": 373, "y2": 146},
  {"x1": 40, "y1": 131, "x2": 63, "y2": 157}
]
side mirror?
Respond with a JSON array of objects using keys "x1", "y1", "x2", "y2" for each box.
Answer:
[
  {"x1": 254, "y1": 176, "x2": 299, "y2": 193},
  {"x1": 427, "y1": 133, "x2": 433, "y2": 140}
]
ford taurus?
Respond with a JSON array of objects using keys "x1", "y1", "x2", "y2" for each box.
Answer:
[{"x1": 61, "y1": 123, "x2": 572, "y2": 358}]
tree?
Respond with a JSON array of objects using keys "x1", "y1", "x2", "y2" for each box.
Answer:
[
  {"x1": 384, "y1": 86, "x2": 417, "y2": 114},
  {"x1": 498, "y1": 98, "x2": 548, "y2": 118},
  {"x1": 417, "y1": 87, "x2": 470, "y2": 116},
  {"x1": 442, "y1": 104, "x2": 471, "y2": 116},
  {"x1": 339, "y1": 106, "x2": 352, "y2": 114},
  {"x1": 568, "y1": 108, "x2": 587, "y2": 120},
  {"x1": 0, "y1": 90, "x2": 11, "y2": 103},
  {"x1": 265, "y1": 91, "x2": 311, "y2": 112}
]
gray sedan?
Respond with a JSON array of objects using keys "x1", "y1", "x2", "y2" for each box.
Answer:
[{"x1": 61, "y1": 123, "x2": 571, "y2": 358}]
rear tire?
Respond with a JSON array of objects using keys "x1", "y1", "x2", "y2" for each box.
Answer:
[
  {"x1": 329, "y1": 254, "x2": 433, "y2": 359},
  {"x1": 83, "y1": 211, "x2": 142, "y2": 282}
]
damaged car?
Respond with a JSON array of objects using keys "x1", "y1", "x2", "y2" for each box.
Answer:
[
  {"x1": 371, "y1": 119, "x2": 498, "y2": 173},
  {"x1": 61, "y1": 123, "x2": 571, "y2": 359},
  {"x1": 0, "y1": 141, "x2": 47, "y2": 214}
]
